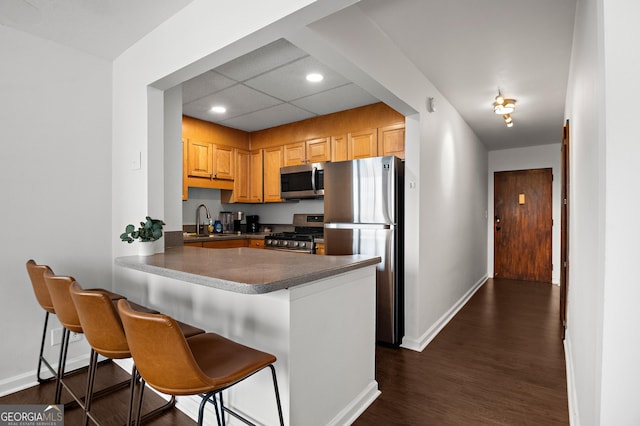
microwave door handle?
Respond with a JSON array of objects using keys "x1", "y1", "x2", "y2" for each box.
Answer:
[{"x1": 311, "y1": 166, "x2": 317, "y2": 193}]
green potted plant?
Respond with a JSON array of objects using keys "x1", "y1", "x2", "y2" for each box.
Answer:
[{"x1": 121, "y1": 216, "x2": 165, "y2": 255}]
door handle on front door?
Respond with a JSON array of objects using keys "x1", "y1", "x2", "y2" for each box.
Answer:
[{"x1": 495, "y1": 215, "x2": 501, "y2": 231}]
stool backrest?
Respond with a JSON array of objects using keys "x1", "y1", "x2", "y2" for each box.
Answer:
[
  {"x1": 117, "y1": 299, "x2": 211, "y2": 395},
  {"x1": 69, "y1": 282, "x2": 130, "y2": 359},
  {"x1": 26, "y1": 260, "x2": 55, "y2": 313},
  {"x1": 43, "y1": 271, "x2": 82, "y2": 334}
]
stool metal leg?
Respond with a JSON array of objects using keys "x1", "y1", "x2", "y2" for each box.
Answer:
[
  {"x1": 37, "y1": 312, "x2": 57, "y2": 383},
  {"x1": 54, "y1": 328, "x2": 70, "y2": 404},
  {"x1": 269, "y1": 365, "x2": 285, "y2": 426}
]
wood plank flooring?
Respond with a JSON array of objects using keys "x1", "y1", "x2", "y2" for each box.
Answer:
[
  {"x1": 1, "y1": 278, "x2": 568, "y2": 425},
  {"x1": 355, "y1": 278, "x2": 569, "y2": 425}
]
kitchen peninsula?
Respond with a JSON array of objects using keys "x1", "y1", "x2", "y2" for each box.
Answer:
[{"x1": 115, "y1": 246, "x2": 381, "y2": 425}]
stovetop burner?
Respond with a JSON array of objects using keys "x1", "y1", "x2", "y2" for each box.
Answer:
[{"x1": 264, "y1": 214, "x2": 324, "y2": 253}]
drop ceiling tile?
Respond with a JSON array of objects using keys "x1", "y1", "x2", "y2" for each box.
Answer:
[
  {"x1": 183, "y1": 84, "x2": 283, "y2": 121},
  {"x1": 221, "y1": 103, "x2": 316, "y2": 132},
  {"x1": 244, "y1": 56, "x2": 350, "y2": 102},
  {"x1": 290, "y1": 83, "x2": 379, "y2": 116},
  {"x1": 181, "y1": 70, "x2": 236, "y2": 104},
  {"x1": 215, "y1": 38, "x2": 308, "y2": 82}
]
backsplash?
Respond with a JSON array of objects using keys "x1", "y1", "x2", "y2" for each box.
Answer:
[{"x1": 183, "y1": 187, "x2": 324, "y2": 225}]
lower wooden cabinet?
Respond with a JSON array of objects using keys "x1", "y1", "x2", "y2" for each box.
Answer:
[
  {"x1": 184, "y1": 238, "x2": 265, "y2": 249},
  {"x1": 315, "y1": 242, "x2": 325, "y2": 255}
]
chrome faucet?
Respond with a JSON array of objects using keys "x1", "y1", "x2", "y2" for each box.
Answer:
[{"x1": 195, "y1": 204, "x2": 211, "y2": 235}]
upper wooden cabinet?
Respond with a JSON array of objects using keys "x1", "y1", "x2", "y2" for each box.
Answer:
[
  {"x1": 249, "y1": 150, "x2": 264, "y2": 203},
  {"x1": 263, "y1": 146, "x2": 283, "y2": 203},
  {"x1": 232, "y1": 149, "x2": 251, "y2": 203},
  {"x1": 186, "y1": 139, "x2": 234, "y2": 181},
  {"x1": 378, "y1": 123, "x2": 405, "y2": 159},
  {"x1": 284, "y1": 137, "x2": 331, "y2": 166},
  {"x1": 331, "y1": 134, "x2": 348, "y2": 162},
  {"x1": 348, "y1": 129, "x2": 378, "y2": 159}
]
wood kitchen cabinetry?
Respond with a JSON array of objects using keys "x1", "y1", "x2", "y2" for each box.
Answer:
[
  {"x1": 331, "y1": 134, "x2": 348, "y2": 162},
  {"x1": 249, "y1": 150, "x2": 264, "y2": 202},
  {"x1": 348, "y1": 128, "x2": 378, "y2": 159},
  {"x1": 185, "y1": 139, "x2": 235, "y2": 190},
  {"x1": 185, "y1": 239, "x2": 265, "y2": 249},
  {"x1": 378, "y1": 123, "x2": 405, "y2": 159},
  {"x1": 263, "y1": 146, "x2": 283, "y2": 202},
  {"x1": 284, "y1": 137, "x2": 331, "y2": 166}
]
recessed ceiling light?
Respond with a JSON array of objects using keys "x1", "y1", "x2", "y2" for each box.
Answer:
[
  {"x1": 306, "y1": 73, "x2": 324, "y2": 82},
  {"x1": 210, "y1": 106, "x2": 226, "y2": 114}
]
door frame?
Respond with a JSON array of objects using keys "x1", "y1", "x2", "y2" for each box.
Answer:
[{"x1": 560, "y1": 120, "x2": 570, "y2": 335}]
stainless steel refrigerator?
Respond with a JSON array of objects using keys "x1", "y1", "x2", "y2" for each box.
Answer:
[{"x1": 323, "y1": 156, "x2": 404, "y2": 345}]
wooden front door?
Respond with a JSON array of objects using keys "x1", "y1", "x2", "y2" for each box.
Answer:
[{"x1": 494, "y1": 168, "x2": 553, "y2": 282}]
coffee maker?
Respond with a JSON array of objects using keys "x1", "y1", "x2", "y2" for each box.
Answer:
[
  {"x1": 233, "y1": 211, "x2": 244, "y2": 234},
  {"x1": 219, "y1": 211, "x2": 233, "y2": 234},
  {"x1": 246, "y1": 215, "x2": 259, "y2": 233}
]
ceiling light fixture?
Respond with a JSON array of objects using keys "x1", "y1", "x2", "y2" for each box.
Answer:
[
  {"x1": 493, "y1": 90, "x2": 516, "y2": 115},
  {"x1": 306, "y1": 73, "x2": 324, "y2": 82},
  {"x1": 503, "y1": 114, "x2": 514, "y2": 127},
  {"x1": 210, "y1": 106, "x2": 226, "y2": 114}
]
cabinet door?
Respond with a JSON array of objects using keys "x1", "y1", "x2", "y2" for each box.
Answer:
[
  {"x1": 214, "y1": 145, "x2": 234, "y2": 180},
  {"x1": 348, "y1": 129, "x2": 377, "y2": 159},
  {"x1": 331, "y1": 134, "x2": 348, "y2": 162},
  {"x1": 284, "y1": 142, "x2": 306, "y2": 166},
  {"x1": 249, "y1": 239, "x2": 265, "y2": 249},
  {"x1": 249, "y1": 150, "x2": 264, "y2": 203},
  {"x1": 202, "y1": 239, "x2": 249, "y2": 249},
  {"x1": 263, "y1": 146, "x2": 283, "y2": 202},
  {"x1": 378, "y1": 123, "x2": 405, "y2": 159},
  {"x1": 187, "y1": 139, "x2": 214, "y2": 178},
  {"x1": 233, "y1": 149, "x2": 250, "y2": 203},
  {"x1": 182, "y1": 139, "x2": 189, "y2": 200},
  {"x1": 306, "y1": 137, "x2": 331, "y2": 163}
]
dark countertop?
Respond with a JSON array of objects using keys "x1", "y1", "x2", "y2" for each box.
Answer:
[{"x1": 115, "y1": 246, "x2": 380, "y2": 294}]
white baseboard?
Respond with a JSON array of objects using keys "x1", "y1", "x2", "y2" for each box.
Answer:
[
  {"x1": 0, "y1": 353, "x2": 90, "y2": 397},
  {"x1": 328, "y1": 380, "x2": 380, "y2": 426},
  {"x1": 401, "y1": 275, "x2": 487, "y2": 352},
  {"x1": 563, "y1": 334, "x2": 579, "y2": 426}
]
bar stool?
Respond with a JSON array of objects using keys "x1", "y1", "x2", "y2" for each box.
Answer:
[
  {"x1": 70, "y1": 281, "x2": 205, "y2": 425},
  {"x1": 25, "y1": 260, "x2": 59, "y2": 383},
  {"x1": 43, "y1": 270, "x2": 131, "y2": 407},
  {"x1": 117, "y1": 299, "x2": 285, "y2": 426}
]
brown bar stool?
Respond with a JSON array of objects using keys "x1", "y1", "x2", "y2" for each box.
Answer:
[
  {"x1": 70, "y1": 282, "x2": 205, "y2": 426},
  {"x1": 117, "y1": 299, "x2": 285, "y2": 426},
  {"x1": 25, "y1": 260, "x2": 59, "y2": 383},
  {"x1": 43, "y1": 270, "x2": 131, "y2": 407}
]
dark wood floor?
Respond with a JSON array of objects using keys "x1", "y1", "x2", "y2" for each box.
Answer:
[{"x1": 2, "y1": 278, "x2": 568, "y2": 425}]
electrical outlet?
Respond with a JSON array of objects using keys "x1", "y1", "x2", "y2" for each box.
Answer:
[{"x1": 51, "y1": 328, "x2": 82, "y2": 346}]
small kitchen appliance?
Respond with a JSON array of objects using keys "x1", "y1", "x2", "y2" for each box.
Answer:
[
  {"x1": 264, "y1": 214, "x2": 324, "y2": 253},
  {"x1": 233, "y1": 211, "x2": 244, "y2": 234},
  {"x1": 219, "y1": 211, "x2": 233, "y2": 234},
  {"x1": 246, "y1": 215, "x2": 260, "y2": 233}
]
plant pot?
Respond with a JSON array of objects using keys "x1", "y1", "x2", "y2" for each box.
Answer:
[{"x1": 138, "y1": 241, "x2": 155, "y2": 256}]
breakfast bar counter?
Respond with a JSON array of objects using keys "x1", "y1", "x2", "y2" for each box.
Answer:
[
  {"x1": 114, "y1": 246, "x2": 381, "y2": 426},
  {"x1": 114, "y1": 246, "x2": 380, "y2": 294}
]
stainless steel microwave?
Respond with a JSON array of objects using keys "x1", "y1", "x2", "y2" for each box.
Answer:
[{"x1": 280, "y1": 163, "x2": 325, "y2": 199}]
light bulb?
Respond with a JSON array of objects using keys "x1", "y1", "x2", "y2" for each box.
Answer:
[{"x1": 210, "y1": 106, "x2": 226, "y2": 114}]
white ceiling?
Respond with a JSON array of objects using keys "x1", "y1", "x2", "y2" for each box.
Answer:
[{"x1": 0, "y1": 0, "x2": 577, "y2": 150}]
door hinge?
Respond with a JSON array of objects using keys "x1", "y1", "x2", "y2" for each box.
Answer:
[
  {"x1": 563, "y1": 261, "x2": 567, "y2": 268},
  {"x1": 563, "y1": 198, "x2": 567, "y2": 205}
]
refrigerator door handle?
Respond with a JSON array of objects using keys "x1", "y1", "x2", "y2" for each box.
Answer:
[{"x1": 324, "y1": 223, "x2": 391, "y2": 230}]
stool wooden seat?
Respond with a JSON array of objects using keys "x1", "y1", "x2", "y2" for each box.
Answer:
[
  {"x1": 70, "y1": 282, "x2": 205, "y2": 426},
  {"x1": 117, "y1": 299, "x2": 284, "y2": 426}
]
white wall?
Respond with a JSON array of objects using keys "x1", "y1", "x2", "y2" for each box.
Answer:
[
  {"x1": 598, "y1": 0, "x2": 640, "y2": 424},
  {"x1": 488, "y1": 144, "x2": 562, "y2": 284},
  {"x1": 0, "y1": 26, "x2": 112, "y2": 393},
  {"x1": 564, "y1": 0, "x2": 640, "y2": 424}
]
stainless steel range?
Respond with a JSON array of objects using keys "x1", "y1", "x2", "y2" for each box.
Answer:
[{"x1": 264, "y1": 214, "x2": 324, "y2": 253}]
